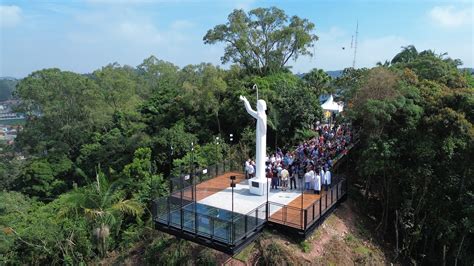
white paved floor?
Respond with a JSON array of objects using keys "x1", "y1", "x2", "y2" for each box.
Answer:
[{"x1": 198, "y1": 179, "x2": 304, "y2": 214}]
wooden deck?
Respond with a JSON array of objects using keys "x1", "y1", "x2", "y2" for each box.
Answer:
[
  {"x1": 269, "y1": 191, "x2": 320, "y2": 228},
  {"x1": 269, "y1": 186, "x2": 339, "y2": 229},
  {"x1": 171, "y1": 171, "x2": 342, "y2": 230},
  {"x1": 180, "y1": 172, "x2": 245, "y2": 201}
]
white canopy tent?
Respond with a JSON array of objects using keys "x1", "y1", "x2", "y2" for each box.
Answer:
[
  {"x1": 321, "y1": 95, "x2": 343, "y2": 125},
  {"x1": 321, "y1": 95, "x2": 343, "y2": 113}
]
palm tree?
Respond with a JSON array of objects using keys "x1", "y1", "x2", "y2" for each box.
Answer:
[{"x1": 63, "y1": 170, "x2": 143, "y2": 257}]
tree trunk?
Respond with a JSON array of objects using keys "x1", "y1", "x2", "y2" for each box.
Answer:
[
  {"x1": 454, "y1": 233, "x2": 466, "y2": 266},
  {"x1": 364, "y1": 175, "x2": 371, "y2": 201},
  {"x1": 215, "y1": 110, "x2": 222, "y2": 135},
  {"x1": 395, "y1": 209, "x2": 400, "y2": 258},
  {"x1": 442, "y1": 244, "x2": 446, "y2": 266}
]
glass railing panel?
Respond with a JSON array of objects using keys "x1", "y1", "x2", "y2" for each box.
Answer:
[
  {"x1": 285, "y1": 206, "x2": 303, "y2": 228},
  {"x1": 232, "y1": 214, "x2": 246, "y2": 243},
  {"x1": 245, "y1": 211, "x2": 257, "y2": 232},
  {"x1": 182, "y1": 209, "x2": 196, "y2": 233},
  {"x1": 268, "y1": 203, "x2": 283, "y2": 223},
  {"x1": 321, "y1": 193, "x2": 327, "y2": 215},
  {"x1": 182, "y1": 186, "x2": 194, "y2": 202},
  {"x1": 196, "y1": 213, "x2": 212, "y2": 237},
  {"x1": 213, "y1": 218, "x2": 231, "y2": 244},
  {"x1": 154, "y1": 198, "x2": 169, "y2": 223},
  {"x1": 208, "y1": 164, "x2": 217, "y2": 178},
  {"x1": 257, "y1": 204, "x2": 267, "y2": 226},
  {"x1": 170, "y1": 208, "x2": 182, "y2": 228},
  {"x1": 337, "y1": 181, "x2": 342, "y2": 200}
]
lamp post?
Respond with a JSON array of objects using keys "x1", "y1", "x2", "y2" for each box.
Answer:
[
  {"x1": 229, "y1": 133, "x2": 233, "y2": 169},
  {"x1": 170, "y1": 145, "x2": 174, "y2": 174},
  {"x1": 266, "y1": 168, "x2": 269, "y2": 220},
  {"x1": 215, "y1": 137, "x2": 219, "y2": 175},
  {"x1": 168, "y1": 145, "x2": 173, "y2": 194},
  {"x1": 191, "y1": 142, "x2": 197, "y2": 233},
  {"x1": 253, "y1": 84, "x2": 259, "y2": 102},
  {"x1": 230, "y1": 175, "x2": 236, "y2": 242},
  {"x1": 190, "y1": 142, "x2": 195, "y2": 201}
]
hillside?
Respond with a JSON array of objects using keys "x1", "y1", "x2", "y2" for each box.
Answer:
[
  {"x1": 99, "y1": 197, "x2": 392, "y2": 265},
  {"x1": 0, "y1": 78, "x2": 18, "y2": 101}
]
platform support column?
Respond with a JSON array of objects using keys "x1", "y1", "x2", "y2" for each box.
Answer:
[
  {"x1": 304, "y1": 209, "x2": 308, "y2": 230},
  {"x1": 319, "y1": 198, "x2": 322, "y2": 219}
]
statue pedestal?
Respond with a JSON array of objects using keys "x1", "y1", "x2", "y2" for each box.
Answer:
[{"x1": 248, "y1": 178, "x2": 267, "y2": 196}]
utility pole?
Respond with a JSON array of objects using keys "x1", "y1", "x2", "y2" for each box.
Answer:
[
  {"x1": 352, "y1": 21, "x2": 358, "y2": 69},
  {"x1": 253, "y1": 84, "x2": 259, "y2": 103}
]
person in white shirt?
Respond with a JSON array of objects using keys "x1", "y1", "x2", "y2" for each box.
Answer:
[
  {"x1": 276, "y1": 164, "x2": 283, "y2": 187},
  {"x1": 314, "y1": 170, "x2": 321, "y2": 195},
  {"x1": 304, "y1": 169, "x2": 313, "y2": 190},
  {"x1": 280, "y1": 167, "x2": 289, "y2": 191},
  {"x1": 247, "y1": 163, "x2": 255, "y2": 179},
  {"x1": 324, "y1": 167, "x2": 331, "y2": 191},
  {"x1": 270, "y1": 154, "x2": 276, "y2": 164},
  {"x1": 245, "y1": 159, "x2": 251, "y2": 179},
  {"x1": 320, "y1": 168, "x2": 326, "y2": 189}
]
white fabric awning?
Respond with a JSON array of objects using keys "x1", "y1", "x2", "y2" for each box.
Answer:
[{"x1": 321, "y1": 95, "x2": 341, "y2": 112}]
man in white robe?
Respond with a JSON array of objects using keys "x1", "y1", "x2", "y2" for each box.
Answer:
[
  {"x1": 314, "y1": 171, "x2": 321, "y2": 195},
  {"x1": 324, "y1": 168, "x2": 332, "y2": 191}
]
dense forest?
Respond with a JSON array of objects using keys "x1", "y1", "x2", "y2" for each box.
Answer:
[{"x1": 1, "y1": 7, "x2": 473, "y2": 265}]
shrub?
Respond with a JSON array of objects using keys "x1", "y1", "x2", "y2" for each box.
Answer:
[
  {"x1": 299, "y1": 240, "x2": 311, "y2": 253},
  {"x1": 258, "y1": 240, "x2": 297, "y2": 265},
  {"x1": 196, "y1": 248, "x2": 217, "y2": 266}
]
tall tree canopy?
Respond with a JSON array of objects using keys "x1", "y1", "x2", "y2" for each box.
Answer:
[
  {"x1": 203, "y1": 7, "x2": 318, "y2": 75},
  {"x1": 345, "y1": 46, "x2": 474, "y2": 265}
]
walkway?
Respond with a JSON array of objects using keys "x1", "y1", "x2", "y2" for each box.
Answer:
[{"x1": 180, "y1": 172, "x2": 246, "y2": 201}]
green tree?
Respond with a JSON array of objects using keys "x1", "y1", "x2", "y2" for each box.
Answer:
[
  {"x1": 347, "y1": 47, "x2": 474, "y2": 264},
  {"x1": 64, "y1": 171, "x2": 143, "y2": 257},
  {"x1": 137, "y1": 55, "x2": 180, "y2": 93},
  {"x1": 204, "y1": 7, "x2": 318, "y2": 75},
  {"x1": 391, "y1": 46, "x2": 468, "y2": 88},
  {"x1": 18, "y1": 159, "x2": 68, "y2": 199},
  {"x1": 390, "y1": 45, "x2": 418, "y2": 64},
  {"x1": 121, "y1": 147, "x2": 168, "y2": 204},
  {"x1": 14, "y1": 69, "x2": 105, "y2": 157},
  {"x1": 0, "y1": 191, "x2": 93, "y2": 264},
  {"x1": 302, "y1": 68, "x2": 333, "y2": 96},
  {"x1": 93, "y1": 63, "x2": 143, "y2": 114}
]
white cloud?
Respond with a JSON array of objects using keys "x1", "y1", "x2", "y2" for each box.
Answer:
[
  {"x1": 0, "y1": 5, "x2": 22, "y2": 28},
  {"x1": 429, "y1": 5, "x2": 472, "y2": 28}
]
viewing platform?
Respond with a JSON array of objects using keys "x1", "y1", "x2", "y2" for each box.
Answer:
[{"x1": 152, "y1": 156, "x2": 349, "y2": 254}]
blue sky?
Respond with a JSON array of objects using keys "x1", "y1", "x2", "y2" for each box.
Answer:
[{"x1": 1, "y1": 0, "x2": 473, "y2": 78}]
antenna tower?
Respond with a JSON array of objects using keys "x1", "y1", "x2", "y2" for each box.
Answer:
[{"x1": 352, "y1": 21, "x2": 358, "y2": 68}]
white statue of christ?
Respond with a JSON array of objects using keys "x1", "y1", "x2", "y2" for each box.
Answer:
[{"x1": 239, "y1": 95, "x2": 267, "y2": 182}]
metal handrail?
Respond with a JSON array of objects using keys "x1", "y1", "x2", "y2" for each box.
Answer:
[{"x1": 167, "y1": 159, "x2": 244, "y2": 198}]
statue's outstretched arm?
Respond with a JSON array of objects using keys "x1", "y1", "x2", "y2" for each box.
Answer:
[{"x1": 239, "y1": 95, "x2": 258, "y2": 119}]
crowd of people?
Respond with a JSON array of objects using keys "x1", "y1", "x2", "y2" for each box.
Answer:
[{"x1": 245, "y1": 123, "x2": 352, "y2": 194}]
